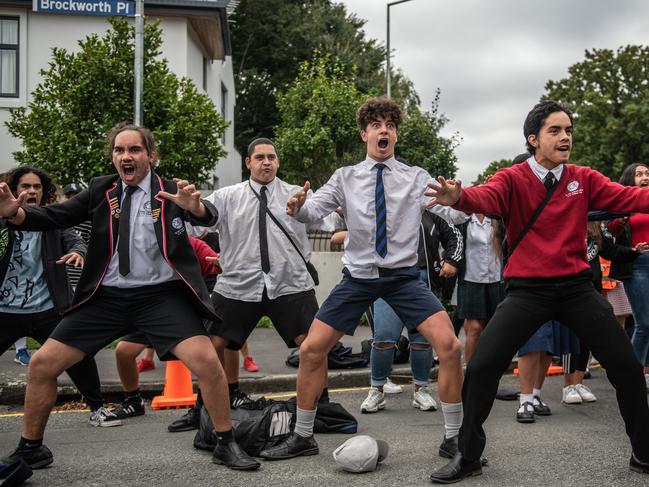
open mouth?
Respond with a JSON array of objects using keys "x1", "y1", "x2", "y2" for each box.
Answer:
[
  {"x1": 557, "y1": 145, "x2": 570, "y2": 152},
  {"x1": 640, "y1": 181, "x2": 649, "y2": 187},
  {"x1": 378, "y1": 138, "x2": 389, "y2": 149},
  {"x1": 122, "y1": 163, "x2": 135, "y2": 176},
  {"x1": 25, "y1": 197, "x2": 37, "y2": 205}
]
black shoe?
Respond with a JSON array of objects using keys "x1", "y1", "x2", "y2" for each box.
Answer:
[
  {"x1": 439, "y1": 436, "x2": 458, "y2": 459},
  {"x1": 212, "y1": 441, "x2": 260, "y2": 471},
  {"x1": 430, "y1": 453, "x2": 482, "y2": 484},
  {"x1": 532, "y1": 396, "x2": 552, "y2": 416},
  {"x1": 516, "y1": 402, "x2": 535, "y2": 423},
  {"x1": 112, "y1": 396, "x2": 145, "y2": 419},
  {"x1": 168, "y1": 406, "x2": 200, "y2": 432},
  {"x1": 230, "y1": 390, "x2": 254, "y2": 409},
  {"x1": 1, "y1": 444, "x2": 53, "y2": 470},
  {"x1": 438, "y1": 436, "x2": 488, "y2": 466},
  {"x1": 0, "y1": 459, "x2": 33, "y2": 486},
  {"x1": 258, "y1": 432, "x2": 319, "y2": 460},
  {"x1": 630, "y1": 454, "x2": 649, "y2": 474}
]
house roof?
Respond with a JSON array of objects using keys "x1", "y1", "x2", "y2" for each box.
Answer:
[{"x1": 0, "y1": 0, "x2": 232, "y2": 59}]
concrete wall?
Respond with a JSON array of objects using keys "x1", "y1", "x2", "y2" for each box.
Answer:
[
  {"x1": 0, "y1": 11, "x2": 241, "y2": 186},
  {"x1": 311, "y1": 251, "x2": 344, "y2": 305}
]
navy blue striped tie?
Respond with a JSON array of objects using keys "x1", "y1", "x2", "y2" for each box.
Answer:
[{"x1": 375, "y1": 163, "x2": 387, "y2": 258}]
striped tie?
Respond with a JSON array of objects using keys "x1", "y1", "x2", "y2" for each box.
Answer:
[{"x1": 375, "y1": 163, "x2": 387, "y2": 258}]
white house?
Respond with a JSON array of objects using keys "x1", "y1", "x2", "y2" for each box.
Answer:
[{"x1": 0, "y1": 0, "x2": 241, "y2": 188}]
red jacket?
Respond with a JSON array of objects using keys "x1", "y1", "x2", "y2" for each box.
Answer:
[
  {"x1": 189, "y1": 236, "x2": 221, "y2": 276},
  {"x1": 453, "y1": 162, "x2": 649, "y2": 279}
]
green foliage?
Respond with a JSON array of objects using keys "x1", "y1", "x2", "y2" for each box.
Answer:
[
  {"x1": 275, "y1": 55, "x2": 367, "y2": 188},
  {"x1": 231, "y1": 0, "x2": 417, "y2": 157},
  {"x1": 543, "y1": 45, "x2": 649, "y2": 179},
  {"x1": 6, "y1": 18, "x2": 227, "y2": 185},
  {"x1": 473, "y1": 158, "x2": 512, "y2": 186},
  {"x1": 396, "y1": 90, "x2": 459, "y2": 179},
  {"x1": 256, "y1": 316, "x2": 274, "y2": 329}
]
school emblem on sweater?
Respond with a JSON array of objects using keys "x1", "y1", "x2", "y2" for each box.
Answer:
[
  {"x1": 172, "y1": 217, "x2": 183, "y2": 230},
  {"x1": 567, "y1": 181, "x2": 579, "y2": 192},
  {"x1": 565, "y1": 180, "x2": 583, "y2": 198}
]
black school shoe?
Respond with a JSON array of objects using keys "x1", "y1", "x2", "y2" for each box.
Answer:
[
  {"x1": 532, "y1": 396, "x2": 552, "y2": 416},
  {"x1": 438, "y1": 436, "x2": 488, "y2": 466},
  {"x1": 516, "y1": 401, "x2": 535, "y2": 423},
  {"x1": 258, "y1": 432, "x2": 319, "y2": 460},
  {"x1": 430, "y1": 453, "x2": 482, "y2": 484},
  {"x1": 1, "y1": 444, "x2": 53, "y2": 469},
  {"x1": 168, "y1": 406, "x2": 200, "y2": 432},
  {"x1": 212, "y1": 441, "x2": 260, "y2": 471},
  {"x1": 630, "y1": 454, "x2": 649, "y2": 474}
]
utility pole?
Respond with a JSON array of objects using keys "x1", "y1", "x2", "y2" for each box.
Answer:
[
  {"x1": 386, "y1": 0, "x2": 416, "y2": 98},
  {"x1": 134, "y1": 0, "x2": 144, "y2": 125}
]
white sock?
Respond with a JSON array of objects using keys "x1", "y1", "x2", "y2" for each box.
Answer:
[
  {"x1": 532, "y1": 388, "x2": 541, "y2": 398},
  {"x1": 520, "y1": 393, "x2": 534, "y2": 406},
  {"x1": 294, "y1": 407, "x2": 316, "y2": 438},
  {"x1": 440, "y1": 401, "x2": 463, "y2": 439}
]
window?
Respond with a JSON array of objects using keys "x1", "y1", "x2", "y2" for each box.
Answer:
[
  {"x1": 220, "y1": 82, "x2": 228, "y2": 144},
  {"x1": 0, "y1": 17, "x2": 18, "y2": 97}
]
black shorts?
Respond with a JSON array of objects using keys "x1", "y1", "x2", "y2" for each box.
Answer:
[
  {"x1": 51, "y1": 282, "x2": 208, "y2": 361},
  {"x1": 208, "y1": 289, "x2": 318, "y2": 350},
  {"x1": 0, "y1": 308, "x2": 61, "y2": 353}
]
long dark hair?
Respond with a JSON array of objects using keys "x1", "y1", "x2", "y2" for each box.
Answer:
[
  {"x1": 7, "y1": 167, "x2": 58, "y2": 205},
  {"x1": 619, "y1": 163, "x2": 649, "y2": 187}
]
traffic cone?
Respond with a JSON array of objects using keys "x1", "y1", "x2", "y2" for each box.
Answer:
[{"x1": 151, "y1": 360, "x2": 197, "y2": 410}]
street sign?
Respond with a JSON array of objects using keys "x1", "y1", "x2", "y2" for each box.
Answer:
[{"x1": 32, "y1": 0, "x2": 135, "y2": 16}]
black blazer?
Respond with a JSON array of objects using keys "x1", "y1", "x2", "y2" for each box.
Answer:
[
  {"x1": 18, "y1": 171, "x2": 218, "y2": 319},
  {"x1": 0, "y1": 221, "x2": 86, "y2": 314}
]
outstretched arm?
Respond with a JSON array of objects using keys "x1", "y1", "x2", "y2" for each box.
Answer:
[
  {"x1": 424, "y1": 177, "x2": 462, "y2": 208},
  {"x1": 0, "y1": 183, "x2": 27, "y2": 224},
  {"x1": 158, "y1": 178, "x2": 207, "y2": 219},
  {"x1": 286, "y1": 181, "x2": 310, "y2": 216}
]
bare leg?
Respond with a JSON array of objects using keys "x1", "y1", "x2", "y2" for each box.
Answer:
[
  {"x1": 534, "y1": 354, "x2": 552, "y2": 390},
  {"x1": 463, "y1": 319, "x2": 486, "y2": 365},
  {"x1": 518, "y1": 352, "x2": 540, "y2": 395},
  {"x1": 239, "y1": 342, "x2": 250, "y2": 360},
  {"x1": 296, "y1": 321, "x2": 343, "y2": 410},
  {"x1": 224, "y1": 349, "x2": 239, "y2": 384},
  {"x1": 143, "y1": 347, "x2": 154, "y2": 361},
  {"x1": 171, "y1": 336, "x2": 231, "y2": 431},
  {"x1": 295, "y1": 332, "x2": 328, "y2": 398},
  {"x1": 416, "y1": 311, "x2": 462, "y2": 403},
  {"x1": 22, "y1": 340, "x2": 86, "y2": 439},
  {"x1": 115, "y1": 341, "x2": 147, "y2": 392}
]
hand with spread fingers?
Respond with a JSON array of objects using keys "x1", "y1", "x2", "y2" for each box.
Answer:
[
  {"x1": 157, "y1": 178, "x2": 206, "y2": 218},
  {"x1": 425, "y1": 177, "x2": 462, "y2": 208},
  {"x1": 0, "y1": 182, "x2": 26, "y2": 219},
  {"x1": 57, "y1": 252, "x2": 85, "y2": 268},
  {"x1": 286, "y1": 181, "x2": 310, "y2": 216}
]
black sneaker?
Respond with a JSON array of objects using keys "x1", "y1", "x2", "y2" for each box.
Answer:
[
  {"x1": 168, "y1": 406, "x2": 200, "y2": 432},
  {"x1": 258, "y1": 432, "x2": 319, "y2": 460},
  {"x1": 112, "y1": 397, "x2": 145, "y2": 419},
  {"x1": 1, "y1": 444, "x2": 53, "y2": 469},
  {"x1": 230, "y1": 390, "x2": 254, "y2": 409}
]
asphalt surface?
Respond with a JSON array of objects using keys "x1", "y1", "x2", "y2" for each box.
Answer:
[{"x1": 0, "y1": 370, "x2": 647, "y2": 487}]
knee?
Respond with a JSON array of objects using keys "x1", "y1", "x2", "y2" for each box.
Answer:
[
  {"x1": 372, "y1": 341, "x2": 395, "y2": 350},
  {"x1": 410, "y1": 343, "x2": 431, "y2": 351},
  {"x1": 299, "y1": 340, "x2": 328, "y2": 365},
  {"x1": 115, "y1": 342, "x2": 141, "y2": 361},
  {"x1": 189, "y1": 350, "x2": 223, "y2": 379},
  {"x1": 28, "y1": 350, "x2": 60, "y2": 381},
  {"x1": 437, "y1": 337, "x2": 462, "y2": 363}
]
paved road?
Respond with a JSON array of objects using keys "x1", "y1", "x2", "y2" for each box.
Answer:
[{"x1": 0, "y1": 370, "x2": 646, "y2": 486}]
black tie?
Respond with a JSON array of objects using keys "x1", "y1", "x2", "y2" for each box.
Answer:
[
  {"x1": 544, "y1": 172, "x2": 557, "y2": 191},
  {"x1": 259, "y1": 186, "x2": 270, "y2": 273},
  {"x1": 118, "y1": 185, "x2": 137, "y2": 276}
]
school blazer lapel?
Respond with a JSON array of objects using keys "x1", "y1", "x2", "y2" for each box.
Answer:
[{"x1": 105, "y1": 181, "x2": 121, "y2": 254}]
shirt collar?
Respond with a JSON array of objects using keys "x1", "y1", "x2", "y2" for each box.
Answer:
[
  {"x1": 121, "y1": 169, "x2": 151, "y2": 195},
  {"x1": 365, "y1": 155, "x2": 397, "y2": 171},
  {"x1": 528, "y1": 155, "x2": 563, "y2": 182},
  {"x1": 249, "y1": 176, "x2": 277, "y2": 195}
]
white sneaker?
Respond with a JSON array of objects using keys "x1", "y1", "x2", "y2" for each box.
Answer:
[
  {"x1": 562, "y1": 385, "x2": 583, "y2": 404},
  {"x1": 574, "y1": 384, "x2": 597, "y2": 402},
  {"x1": 412, "y1": 386, "x2": 437, "y2": 411},
  {"x1": 89, "y1": 406, "x2": 122, "y2": 427},
  {"x1": 383, "y1": 378, "x2": 403, "y2": 394},
  {"x1": 360, "y1": 387, "x2": 386, "y2": 414}
]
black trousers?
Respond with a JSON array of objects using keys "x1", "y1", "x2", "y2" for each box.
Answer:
[
  {"x1": 0, "y1": 308, "x2": 103, "y2": 409},
  {"x1": 459, "y1": 272, "x2": 649, "y2": 462}
]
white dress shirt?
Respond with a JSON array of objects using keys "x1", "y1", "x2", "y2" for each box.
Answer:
[
  {"x1": 294, "y1": 156, "x2": 435, "y2": 279},
  {"x1": 103, "y1": 171, "x2": 177, "y2": 287},
  {"x1": 528, "y1": 155, "x2": 563, "y2": 183},
  {"x1": 198, "y1": 177, "x2": 335, "y2": 301},
  {"x1": 463, "y1": 214, "x2": 502, "y2": 283}
]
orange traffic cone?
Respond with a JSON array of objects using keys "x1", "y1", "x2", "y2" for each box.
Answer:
[{"x1": 151, "y1": 360, "x2": 197, "y2": 410}]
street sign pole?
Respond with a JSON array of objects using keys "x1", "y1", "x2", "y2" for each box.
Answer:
[{"x1": 134, "y1": 0, "x2": 143, "y2": 125}]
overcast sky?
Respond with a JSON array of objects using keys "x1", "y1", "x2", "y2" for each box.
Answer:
[{"x1": 338, "y1": 0, "x2": 649, "y2": 183}]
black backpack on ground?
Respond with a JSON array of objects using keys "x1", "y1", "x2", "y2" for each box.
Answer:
[{"x1": 285, "y1": 341, "x2": 368, "y2": 369}]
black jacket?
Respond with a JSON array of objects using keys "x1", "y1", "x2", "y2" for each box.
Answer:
[
  {"x1": 0, "y1": 220, "x2": 85, "y2": 314},
  {"x1": 604, "y1": 223, "x2": 640, "y2": 281},
  {"x1": 418, "y1": 212, "x2": 463, "y2": 300},
  {"x1": 17, "y1": 171, "x2": 218, "y2": 319}
]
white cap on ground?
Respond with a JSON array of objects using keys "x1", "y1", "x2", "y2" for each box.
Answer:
[{"x1": 332, "y1": 435, "x2": 389, "y2": 473}]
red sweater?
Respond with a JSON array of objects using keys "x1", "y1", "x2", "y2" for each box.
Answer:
[
  {"x1": 453, "y1": 163, "x2": 649, "y2": 279},
  {"x1": 189, "y1": 236, "x2": 221, "y2": 276}
]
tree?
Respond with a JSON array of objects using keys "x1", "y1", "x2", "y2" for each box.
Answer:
[
  {"x1": 544, "y1": 45, "x2": 649, "y2": 178},
  {"x1": 396, "y1": 90, "x2": 459, "y2": 179},
  {"x1": 472, "y1": 159, "x2": 512, "y2": 186},
  {"x1": 274, "y1": 55, "x2": 367, "y2": 188},
  {"x1": 6, "y1": 18, "x2": 228, "y2": 185},
  {"x1": 230, "y1": 0, "x2": 416, "y2": 156}
]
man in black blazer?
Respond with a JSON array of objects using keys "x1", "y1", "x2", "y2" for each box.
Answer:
[{"x1": 0, "y1": 123, "x2": 259, "y2": 472}]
